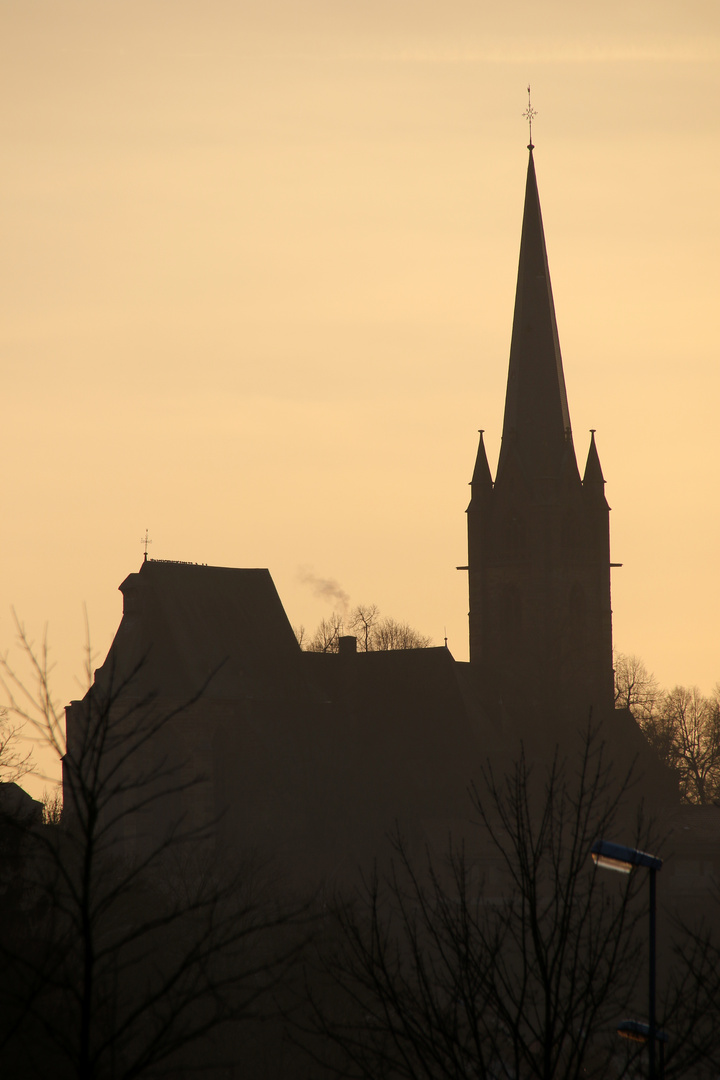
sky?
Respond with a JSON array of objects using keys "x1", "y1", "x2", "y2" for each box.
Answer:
[{"x1": 2, "y1": 0, "x2": 719, "y2": 794}]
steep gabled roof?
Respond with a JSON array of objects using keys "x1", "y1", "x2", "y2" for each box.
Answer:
[{"x1": 90, "y1": 560, "x2": 318, "y2": 703}]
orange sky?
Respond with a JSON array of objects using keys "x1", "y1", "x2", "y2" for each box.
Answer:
[{"x1": 3, "y1": 1, "x2": 719, "y2": 793}]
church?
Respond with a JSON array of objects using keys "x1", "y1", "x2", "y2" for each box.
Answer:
[
  {"x1": 63, "y1": 143, "x2": 670, "y2": 884},
  {"x1": 466, "y1": 145, "x2": 614, "y2": 737}
]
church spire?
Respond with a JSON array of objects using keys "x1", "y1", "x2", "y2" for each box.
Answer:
[
  {"x1": 496, "y1": 148, "x2": 573, "y2": 485},
  {"x1": 466, "y1": 140, "x2": 615, "y2": 724}
]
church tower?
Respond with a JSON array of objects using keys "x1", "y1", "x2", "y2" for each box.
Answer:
[{"x1": 466, "y1": 145, "x2": 614, "y2": 731}]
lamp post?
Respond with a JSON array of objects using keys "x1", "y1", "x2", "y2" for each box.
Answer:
[
  {"x1": 591, "y1": 840, "x2": 663, "y2": 1080},
  {"x1": 617, "y1": 1020, "x2": 668, "y2": 1078}
]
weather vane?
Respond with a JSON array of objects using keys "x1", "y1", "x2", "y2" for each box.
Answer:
[
  {"x1": 523, "y1": 84, "x2": 537, "y2": 149},
  {"x1": 141, "y1": 528, "x2": 152, "y2": 562}
]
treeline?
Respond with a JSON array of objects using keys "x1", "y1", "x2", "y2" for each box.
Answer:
[
  {"x1": 615, "y1": 653, "x2": 720, "y2": 804},
  {"x1": 295, "y1": 603, "x2": 432, "y2": 653}
]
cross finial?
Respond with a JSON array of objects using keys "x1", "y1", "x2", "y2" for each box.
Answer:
[
  {"x1": 141, "y1": 528, "x2": 152, "y2": 562},
  {"x1": 523, "y1": 84, "x2": 537, "y2": 149}
]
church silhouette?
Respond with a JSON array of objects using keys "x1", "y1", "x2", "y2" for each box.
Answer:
[
  {"x1": 64, "y1": 145, "x2": 670, "y2": 883},
  {"x1": 466, "y1": 144, "x2": 614, "y2": 737}
]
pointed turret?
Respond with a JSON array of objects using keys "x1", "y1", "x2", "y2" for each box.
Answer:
[
  {"x1": 582, "y1": 430, "x2": 607, "y2": 503},
  {"x1": 468, "y1": 430, "x2": 493, "y2": 503},
  {"x1": 497, "y1": 148, "x2": 573, "y2": 485}
]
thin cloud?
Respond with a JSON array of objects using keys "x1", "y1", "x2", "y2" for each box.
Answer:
[{"x1": 332, "y1": 38, "x2": 720, "y2": 66}]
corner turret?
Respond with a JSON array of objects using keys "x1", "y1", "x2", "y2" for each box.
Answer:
[
  {"x1": 468, "y1": 430, "x2": 493, "y2": 503},
  {"x1": 583, "y1": 430, "x2": 608, "y2": 505}
]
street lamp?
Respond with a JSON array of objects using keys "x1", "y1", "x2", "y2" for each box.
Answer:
[
  {"x1": 591, "y1": 840, "x2": 663, "y2": 1080},
  {"x1": 618, "y1": 1020, "x2": 668, "y2": 1078}
]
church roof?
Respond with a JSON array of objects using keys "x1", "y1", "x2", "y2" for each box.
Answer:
[
  {"x1": 299, "y1": 647, "x2": 499, "y2": 842},
  {"x1": 497, "y1": 148, "x2": 574, "y2": 485},
  {"x1": 89, "y1": 559, "x2": 317, "y2": 704}
]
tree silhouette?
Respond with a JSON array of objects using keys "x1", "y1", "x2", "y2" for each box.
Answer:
[
  {"x1": 301, "y1": 604, "x2": 432, "y2": 653},
  {"x1": 302, "y1": 730, "x2": 662, "y2": 1080},
  {"x1": 615, "y1": 654, "x2": 720, "y2": 804},
  {"x1": 614, "y1": 652, "x2": 662, "y2": 723},
  {"x1": 658, "y1": 685, "x2": 720, "y2": 804},
  {"x1": 0, "y1": 618, "x2": 308, "y2": 1080}
]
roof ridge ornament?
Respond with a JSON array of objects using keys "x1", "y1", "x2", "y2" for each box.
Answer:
[
  {"x1": 523, "y1": 84, "x2": 537, "y2": 150},
  {"x1": 141, "y1": 528, "x2": 152, "y2": 562}
]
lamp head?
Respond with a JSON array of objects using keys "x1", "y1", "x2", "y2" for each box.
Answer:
[
  {"x1": 617, "y1": 1019, "x2": 668, "y2": 1044},
  {"x1": 591, "y1": 840, "x2": 662, "y2": 874}
]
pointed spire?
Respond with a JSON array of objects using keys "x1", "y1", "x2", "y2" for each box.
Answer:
[
  {"x1": 467, "y1": 430, "x2": 493, "y2": 513},
  {"x1": 497, "y1": 148, "x2": 573, "y2": 485},
  {"x1": 583, "y1": 430, "x2": 607, "y2": 498},
  {"x1": 470, "y1": 430, "x2": 493, "y2": 491}
]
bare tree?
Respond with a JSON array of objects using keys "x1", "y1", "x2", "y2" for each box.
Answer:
[
  {"x1": 302, "y1": 729, "x2": 659, "y2": 1080},
  {"x1": 0, "y1": 618, "x2": 309, "y2": 1079},
  {"x1": 658, "y1": 685, "x2": 720, "y2": 804},
  {"x1": 0, "y1": 706, "x2": 33, "y2": 785},
  {"x1": 301, "y1": 605, "x2": 432, "y2": 654},
  {"x1": 347, "y1": 604, "x2": 381, "y2": 653},
  {"x1": 304, "y1": 611, "x2": 346, "y2": 653},
  {"x1": 653, "y1": 917, "x2": 720, "y2": 1079},
  {"x1": 41, "y1": 786, "x2": 63, "y2": 825},
  {"x1": 614, "y1": 653, "x2": 661, "y2": 723},
  {"x1": 614, "y1": 655, "x2": 720, "y2": 803},
  {"x1": 368, "y1": 617, "x2": 431, "y2": 651}
]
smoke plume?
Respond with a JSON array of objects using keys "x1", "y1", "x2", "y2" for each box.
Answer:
[{"x1": 298, "y1": 567, "x2": 350, "y2": 613}]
